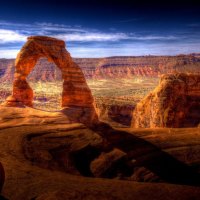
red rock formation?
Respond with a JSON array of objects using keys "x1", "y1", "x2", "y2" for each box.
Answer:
[
  {"x1": 74, "y1": 58, "x2": 100, "y2": 79},
  {"x1": 0, "y1": 59, "x2": 15, "y2": 80},
  {"x1": 0, "y1": 106, "x2": 200, "y2": 199},
  {"x1": 0, "y1": 58, "x2": 62, "y2": 83},
  {"x1": 95, "y1": 103, "x2": 134, "y2": 126},
  {"x1": 0, "y1": 162, "x2": 4, "y2": 193},
  {"x1": 90, "y1": 148, "x2": 127, "y2": 177},
  {"x1": 28, "y1": 58, "x2": 62, "y2": 82},
  {"x1": 92, "y1": 55, "x2": 200, "y2": 79},
  {"x1": 1, "y1": 54, "x2": 200, "y2": 82},
  {"x1": 132, "y1": 73, "x2": 200, "y2": 128},
  {"x1": 3, "y1": 36, "x2": 98, "y2": 124}
]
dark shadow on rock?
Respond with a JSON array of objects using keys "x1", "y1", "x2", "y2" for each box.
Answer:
[
  {"x1": 61, "y1": 106, "x2": 99, "y2": 127},
  {"x1": 107, "y1": 105, "x2": 134, "y2": 126},
  {"x1": 0, "y1": 162, "x2": 6, "y2": 200},
  {"x1": 0, "y1": 162, "x2": 5, "y2": 194},
  {"x1": 182, "y1": 100, "x2": 200, "y2": 127},
  {"x1": 0, "y1": 196, "x2": 8, "y2": 200},
  {"x1": 70, "y1": 145, "x2": 101, "y2": 177},
  {"x1": 91, "y1": 122, "x2": 200, "y2": 186}
]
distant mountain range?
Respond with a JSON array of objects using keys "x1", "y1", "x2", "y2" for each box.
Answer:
[{"x1": 0, "y1": 54, "x2": 200, "y2": 82}]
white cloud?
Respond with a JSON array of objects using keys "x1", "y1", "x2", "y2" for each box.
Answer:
[
  {"x1": 0, "y1": 29, "x2": 26, "y2": 43},
  {"x1": 130, "y1": 35, "x2": 178, "y2": 40},
  {"x1": 0, "y1": 27, "x2": 178, "y2": 44},
  {"x1": 1, "y1": 42, "x2": 200, "y2": 59},
  {"x1": 68, "y1": 42, "x2": 200, "y2": 58},
  {"x1": 0, "y1": 49, "x2": 19, "y2": 58},
  {"x1": 55, "y1": 32, "x2": 129, "y2": 42},
  {"x1": 0, "y1": 21, "x2": 199, "y2": 58},
  {"x1": 0, "y1": 21, "x2": 180, "y2": 43}
]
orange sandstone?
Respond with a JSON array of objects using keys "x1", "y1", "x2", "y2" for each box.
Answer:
[
  {"x1": 4, "y1": 36, "x2": 98, "y2": 124},
  {"x1": 132, "y1": 73, "x2": 200, "y2": 128}
]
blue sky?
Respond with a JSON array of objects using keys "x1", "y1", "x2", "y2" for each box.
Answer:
[{"x1": 0, "y1": 0, "x2": 200, "y2": 58}]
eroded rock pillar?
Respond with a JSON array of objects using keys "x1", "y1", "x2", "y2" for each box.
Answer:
[
  {"x1": 61, "y1": 63, "x2": 94, "y2": 108},
  {"x1": 11, "y1": 76, "x2": 33, "y2": 107}
]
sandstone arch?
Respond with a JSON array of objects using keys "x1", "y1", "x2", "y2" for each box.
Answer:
[
  {"x1": 4, "y1": 36, "x2": 98, "y2": 124},
  {"x1": 5, "y1": 36, "x2": 94, "y2": 108}
]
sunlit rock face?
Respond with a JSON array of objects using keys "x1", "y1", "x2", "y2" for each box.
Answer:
[
  {"x1": 3, "y1": 36, "x2": 98, "y2": 124},
  {"x1": 132, "y1": 73, "x2": 200, "y2": 128},
  {"x1": 1, "y1": 54, "x2": 200, "y2": 82}
]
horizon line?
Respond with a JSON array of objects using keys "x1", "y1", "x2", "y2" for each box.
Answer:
[{"x1": 0, "y1": 52, "x2": 200, "y2": 60}]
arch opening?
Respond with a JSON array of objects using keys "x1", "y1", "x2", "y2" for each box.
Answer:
[{"x1": 28, "y1": 57, "x2": 63, "y2": 111}]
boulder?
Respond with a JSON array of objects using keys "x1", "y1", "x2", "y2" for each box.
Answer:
[{"x1": 90, "y1": 148, "x2": 127, "y2": 178}]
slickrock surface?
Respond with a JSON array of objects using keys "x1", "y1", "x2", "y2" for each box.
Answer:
[
  {"x1": 132, "y1": 73, "x2": 200, "y2": 128},
  {"x1": 0, "y1": 106, "x2": 200, "y2": 199},
  {"x1": 3, "y1": 36, "x2": 98, "y2": 125}
]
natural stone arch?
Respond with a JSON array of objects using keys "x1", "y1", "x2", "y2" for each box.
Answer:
[{"x1": 5, "y1": 36, "x2": 94, "y2": 109}]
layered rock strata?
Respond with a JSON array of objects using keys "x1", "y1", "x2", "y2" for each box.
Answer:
[
  {"x1": 132, "y1": 73, "x2": 200, "y2": 128},
  {"x1": 1, "y1": 54, "x2": 200, "y2": 82},
  {"x1": 3, "y1": 36, "x2": 98, "y2": 124}
]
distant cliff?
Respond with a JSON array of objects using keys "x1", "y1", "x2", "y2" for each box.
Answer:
[
  {"x1": 132, "y1": 73, "x2": 200, "y2": 128},
  {"x1": 0, "y1": 59, "x2": 14, "y2": 80},
  {"x1": 0, "y1": 54, "x2": 200, "y2": 82},
  {"x1": 92, "y1": 55, "x2": 200, "y2": 78}
]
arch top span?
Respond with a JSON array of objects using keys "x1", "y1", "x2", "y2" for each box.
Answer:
[
  {"x1": 28, "y1": 36, "x2": 65, "y2": 46},
  {"x1": 4, "y1": 36, "x2": 97, "y2": 124},
  {"x1": 14, "y1": 36, "x2": 71, "y2": 76}
]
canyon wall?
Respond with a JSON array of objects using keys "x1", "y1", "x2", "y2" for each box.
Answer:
[
  {"x1": 0, "y1": 55, "x2": 199, "y2": 127},
  {"x1": 0, "y1": 59, "x2": 14, "y2": 79},
  {"x1": 95, "y1": 103, "x2": 135, "y2": 126},
  {"x1": 0, "y1": 54, "x2": 200, "y2": 82},
  {"x1": 92, "y1": 55, "x2": 200, "y2": 79},
  {"x1": 132, "y1": 73, "x2": 200, "y2": 128}
]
